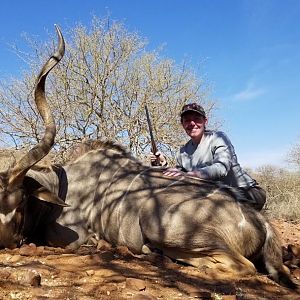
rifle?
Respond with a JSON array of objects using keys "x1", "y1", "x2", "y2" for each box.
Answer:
[{"x1": 144, "y1": 105, "x2": 160, "y2": 166}]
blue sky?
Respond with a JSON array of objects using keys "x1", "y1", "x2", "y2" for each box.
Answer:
[{"x1": 0, "y1": 0, "x2": 299, "y2": 169}]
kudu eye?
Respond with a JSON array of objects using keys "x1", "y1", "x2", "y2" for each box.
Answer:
[{"x1": 6, "y1": 189, "x2": 25, "y2": 208}]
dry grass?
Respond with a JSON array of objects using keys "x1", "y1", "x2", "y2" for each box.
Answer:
[{"x1": 253, "y1": 166, "x2": 300, "y2": 222}]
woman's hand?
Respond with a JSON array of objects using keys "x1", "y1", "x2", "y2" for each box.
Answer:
[
  {"x1": 149, "y1": 151, "x2": 168, "y2": 167},
  {"x1": 163, "y1": 168, "x2": 184, "y2": 177}
]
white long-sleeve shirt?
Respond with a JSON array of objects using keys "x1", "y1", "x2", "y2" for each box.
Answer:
[{"x1": 176, "y1": 130, "x2": 256, "y2": 188}]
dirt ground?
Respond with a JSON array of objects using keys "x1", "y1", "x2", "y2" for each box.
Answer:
[{"x1": 0, "y1": 219, "x2": 299, "y2": 300}]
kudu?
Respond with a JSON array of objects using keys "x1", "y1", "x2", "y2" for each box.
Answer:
[{"x1": 0, "y1": 27, "x2": 297, "y2": 290}]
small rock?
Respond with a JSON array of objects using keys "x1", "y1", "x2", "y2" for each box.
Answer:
[
  {"x1": 141, "y1": 245, "x2": 152, "y2": 254},
  {"x1": 86, "y1": 270, "x2": 95, "y2": 276},
  {"x1": 54, "y1": 247, "x2": 68, "y2": 254},
  {"x1": 104, "y1": 275, "x2": 126, "y2": 283},
  {"x1": 288, "y1": 244, "x2": 300, "y2": 258},
  {"x1": 114, "y1": 246, "x2": 134, "y2": 257},
  {"x1": 126, "y1": 278, "x2": 147, "y2": 291},
  {"x1": 97, "y1": 239, "x2": 112, "y2": 250},
  {"x1": 25, "y1": 270, "x2": 41, "y2": 287},
  {"x1": 132, "y1": 292, "x2": 158, "y2": 300},
  {"x1": 9, "y1": 248, "x2": 20, "y2": 255},
  {"x1": 36, "y1": 246, "x2": 45, "y2": 255},
  {"x1": 221, "y1": 295, "x2": 237, "y2": 300},
  {"x1": 0, "y1": 269, "x2": 11, "y2": 279},
  {"x1": 292, "y1": 268, "x2": 300, "y2": 279},
  {"x1": 105, "y1": 285, "x2": 118, "y2": 295},
  {"x1": 7, "y1": 254, "x2": 22, "y2": 263},
  {"x1": 187, "y1": 289, "x2": 211, "y2": 299},
  {"x1": 19, "y1": 243, "x2": 37, "y2": 256},
  {"x1": 100, "y1": 251, "x2": 115, "y2": 261}
]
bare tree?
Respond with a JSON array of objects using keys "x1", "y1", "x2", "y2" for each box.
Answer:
[
  {"x1": 287, "y1": 141, "x2": 300, "y2": 169},
  {"x1": 0, "y1": 17, "x2": 215, "y2": 164}
]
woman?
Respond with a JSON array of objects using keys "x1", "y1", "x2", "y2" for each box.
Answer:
[{"x1": 150, "y1": 103, "x2": 266, "y2": 211}]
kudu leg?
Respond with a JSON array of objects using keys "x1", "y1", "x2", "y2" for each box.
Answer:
[{"x1": 163, "y1": 248, "x2": 256, "y2": 277}]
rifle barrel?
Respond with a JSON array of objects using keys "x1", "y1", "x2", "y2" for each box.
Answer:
[
  {"x1": 145, "y1": 105, "x2": 159, "y2": 165},
  {"x1": 145, "y1": 105, "x2": 157, "y2": 153}
]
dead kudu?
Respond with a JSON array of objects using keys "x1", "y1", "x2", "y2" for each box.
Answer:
[{"x1": 0, "y1": 28, "x2": 298, "y2": 291}]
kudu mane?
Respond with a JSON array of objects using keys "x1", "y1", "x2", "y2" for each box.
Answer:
[
  {"x1": 66, "y1": 139, "x2": 139, "y2": 163},
  {"x1": 26, "y1": 139, "x2": 140, "y2": 175}
]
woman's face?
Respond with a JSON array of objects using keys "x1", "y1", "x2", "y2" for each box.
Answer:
[{"x1": 181, "y1": 112, "x2": 207, "y2": 142}]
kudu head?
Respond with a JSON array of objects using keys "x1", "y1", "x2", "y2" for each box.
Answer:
[{"x1": 0, "y1": 25, "x2": 65, "y2": 248}]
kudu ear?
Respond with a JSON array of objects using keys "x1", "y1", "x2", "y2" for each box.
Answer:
[
  {"x1": 24, "y1": 176, "x2": 69, "y2": 207},
  {"x1": 31, "y1": 186, "x2": 69, "y2": 207}
]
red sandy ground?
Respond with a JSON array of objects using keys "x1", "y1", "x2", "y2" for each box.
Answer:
[{"x1": 0, "y1": 219, "x2": 299, "y2": 300}]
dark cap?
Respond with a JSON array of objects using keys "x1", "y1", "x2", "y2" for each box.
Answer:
[{"x1": 180, "y1": 103, "x2": 206, "y2": 120}]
